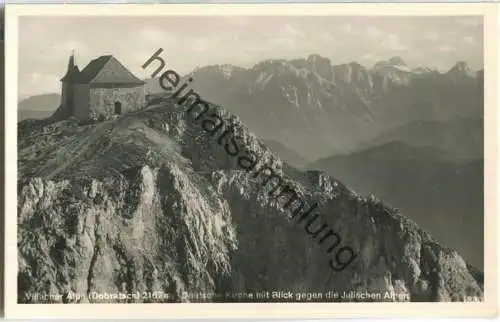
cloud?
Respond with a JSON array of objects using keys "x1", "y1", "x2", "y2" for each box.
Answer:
[
  {"x1": 280, "y1": 23, "x2": 305, "y2": 38},
  {"x1": 139, "y1": 28, "x2": 166, "y2": 42},
  {"x1": 423, "y1": 32, "x2": 439, "y2": 41},
  {"x1": 383, "y1": 34, "x2": 406, "y2": 51},
  {"x1": 407, "y1": 51, "x2": 424, "y2": 59},
  {"x1": 190, "y1": 37, "x2": 214, "y2": 52},
  {"x1": 456, "y1": 17, "x2": 483, "y2": 27},
  {"x1": 361, "y1": 53, "x2": 377, "y2": 62},
  {"x1": 318, "y1": 32, "x2": 332, "y2": 41},
  {"x1": 435, "y1": 45, "x2": 456, "y2": 53},
  {"x1": 267, "y1": 37, "x2": 297, "y2": 49},
  {"x1": 225, "y1": 17, "x2": 251, "y2": 27},
  {"x1": 262, "y1": 23, "x2": 305, "y2": 50},
  {"x1": 51, "y1": 40, "x2": 88, "y2": 57},
  {"x1": 462, "y1": 36, "x2": 476, "y2": 45},
  {"x1": 137, "y1": 28, "x2": 173, "y2": 43},
  {"x1": 337, "y1": 23, "x2": 353, "y2": 33},
  {"x1": 366, "y1": 26, "x2": 383, "y2": 39},
  {"x1": 20, "y1": 73, "x2": 60, "y2": 98}
]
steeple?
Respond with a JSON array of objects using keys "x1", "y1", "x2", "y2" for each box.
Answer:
[
  {"x1": 61, "y1": 50, "x2": 80, "y2": 82},
  {"x1": 68, "y1": 50, "x2": 75, "y2": 69}
]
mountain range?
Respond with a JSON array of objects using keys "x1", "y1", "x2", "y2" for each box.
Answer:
[{"x1": 170, "y1": 55, "x2": 483, "y2": 159}]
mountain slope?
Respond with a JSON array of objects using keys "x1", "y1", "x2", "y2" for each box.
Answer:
[
  {"x1": 307, "y1": 142, "x2": 483, "y2": 269},
  {"x1": 355, "y1": 118, "x2": 483, "y2": 160},
  {"x1": 17, "y1": 96, "x2": 483, "y2": 303},
  {"x1": 18, "y1": 93, "x2": 60, "y2": 121},
  {"x1": 261, "y1": 139, "x2": 309, "y2": 168}
]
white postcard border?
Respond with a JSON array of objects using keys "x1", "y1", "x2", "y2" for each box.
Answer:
[{"x1": 4, "y1": 3, "x2": 499, "y2": 319}]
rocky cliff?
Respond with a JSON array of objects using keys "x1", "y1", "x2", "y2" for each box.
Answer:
[{"x1": 17, "y1": 97, "x2": 483, "y2": 303}]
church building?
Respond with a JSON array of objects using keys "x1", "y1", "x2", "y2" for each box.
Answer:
[{"x1": 60, "y1": 53, "x2": 146, "y2": 120}]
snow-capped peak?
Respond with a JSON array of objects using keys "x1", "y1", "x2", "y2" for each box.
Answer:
[
  {"x1": 388, "y1": 56, "x2": 407, "y2": 67},
  {"x1": 412, "y1": 66, "x2": 438, "y2": 74},
  {"x1": 307, "y1": 54, "x2": 325, "y2": 63},
  {"x1": 447, "y1": 61, "x2": 474, "y2": 76},
  {"x1": 372, "y1": 57, "x2": 411, "y2": 73},
  {"x1": 219, "y1": 64, "x2": 235, "y2": 79},
  {"x1": 371, "y1": 56, "x2": 411, "y2": 73}
]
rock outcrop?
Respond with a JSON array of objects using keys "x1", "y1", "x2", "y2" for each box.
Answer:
[{"x1": 17, "y1": 97, "x2": 483, "y2": 303}]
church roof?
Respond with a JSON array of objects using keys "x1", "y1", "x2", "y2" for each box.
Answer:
[
  {"x1": 61, "y1": 55, "x2": 145, "y2": 86},
  {"x1": 76, "y1": 55, "x2": 145, "y2": 86}
]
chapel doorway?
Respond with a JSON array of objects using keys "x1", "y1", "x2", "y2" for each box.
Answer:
[{"x1": 114, "y1": 101, "x2": 122, "y2": 115}]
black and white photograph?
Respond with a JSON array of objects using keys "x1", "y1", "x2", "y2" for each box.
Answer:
[{"x1": 4, "y1": 2, "x2": 498, "y2": 319}]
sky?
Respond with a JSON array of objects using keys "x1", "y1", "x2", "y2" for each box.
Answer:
[{"x1": 18, "y1": 15, "x2": 483, "y2": 99}]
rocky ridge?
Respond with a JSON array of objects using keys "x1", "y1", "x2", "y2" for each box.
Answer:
[{"x1": 17, "y1": 96, "x2": 483, "y2": 303}]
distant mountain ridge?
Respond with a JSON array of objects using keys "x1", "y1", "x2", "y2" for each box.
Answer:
[
  {"x1": 261, "y1": 139, "x2": 309, "y2": 168},
  {"x1": 18, "y1": 93, "x2": 60, "y2": 110},
  {"x1": 353, "y1": 118, "x2": 483, "y2": 160},
  {"x1": 307, "y1": 141, "x2": 484, "y2": 269},
  {"x1": 18, "y1": 93, "x2": 61, "y2": 121},
  {"x1": 156, "y1": 55, "x2": 482, "y2": 159}
]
